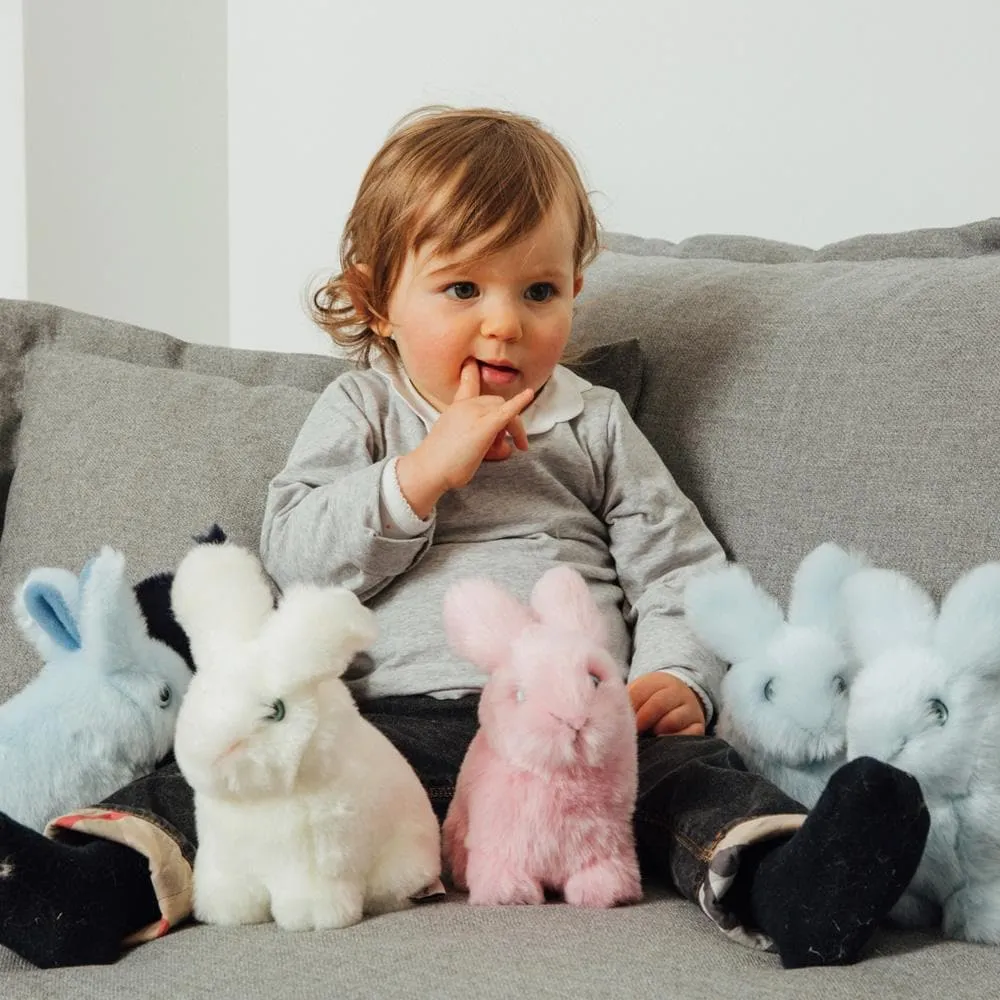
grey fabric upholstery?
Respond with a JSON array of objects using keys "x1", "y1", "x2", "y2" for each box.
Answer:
[
  {"x1": 577, "y1": 220, "x2": 1000, "y2": 600},
  {"x1": 2, "y1": 218, "x2": 1000, "y2": 996},
  {"x1": 0, "y1": 326, "x2": 641, "y2": 703},
  {"x1": 0, "y1": 887, "x2": 986, "y2": 999}
]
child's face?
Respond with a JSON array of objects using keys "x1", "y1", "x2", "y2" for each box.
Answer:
[{"x1": 375, "y1": 202, "x2": 584, "y2": 410}]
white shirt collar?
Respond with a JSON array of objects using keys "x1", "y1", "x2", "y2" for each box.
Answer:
[{"x1": 370, "y1": 353, "x2": 592, "y2": 435}]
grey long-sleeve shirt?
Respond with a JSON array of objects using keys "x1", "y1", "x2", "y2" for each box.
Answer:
[{"x1": 260, "y1": 362, "x2": 726, "y2": 715}]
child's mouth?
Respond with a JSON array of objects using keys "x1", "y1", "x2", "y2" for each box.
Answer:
[{"x1": 477, "y1": 360, "x2": 519, "y2": 386}]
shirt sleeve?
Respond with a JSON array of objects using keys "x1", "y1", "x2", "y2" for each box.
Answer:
[
  {"x1": 379, "y1": 457, "x2": 435, "y2": 538},
  {"x1": 260, "y1": 378, "x2": 434, "y2": 600},
  {"x1": 599, "y1": 394, "x2": 727, "y2": 720}
]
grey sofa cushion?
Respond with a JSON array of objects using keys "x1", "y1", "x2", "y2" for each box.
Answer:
[
  {"x1": 0, "y1": 334, "x2": 641, "y2": 702},
  {"x1": 0, "y1": 299, "x2": 643, "y2": 537},
  {"x1": 0, "y1": 884, "x2": 983, "y2": 1000},
  {"x1": 575, "y1": 219, "x2": 1000, "y2": 600},
  {"x1": 0, "y1": 300, "x2": 351, "y2": 538},
  {"x1": 601, "y1": 216, "x2": 1000, "y2": 262},
  {"x1": 0, "y1": 351, "x2": 321, "y2": 701}
]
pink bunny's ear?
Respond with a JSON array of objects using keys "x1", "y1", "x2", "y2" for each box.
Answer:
[
  {"x1": 529, "y1": 565, "x2": 606, "y2": 648},
  {"x1": 443, "y1": 578, "x2": 535, "y2": 674}
]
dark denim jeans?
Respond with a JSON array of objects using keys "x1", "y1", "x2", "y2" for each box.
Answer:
[{"x1": 99, "y1": 694, "x2": 805, "y2": 905}]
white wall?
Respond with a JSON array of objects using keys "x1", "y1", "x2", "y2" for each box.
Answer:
[
  {"x1": 14, "y1": 1, "x2": 999, "y2": 350},
  {"x1": 0, "y1": 0, "x2": 27, "y2": 300},
  {"x1": 24, "y1": 0, "x2": 229, "y2": 344},
  {"x1": 228, "y1": 0, "x2": 1000, "y2": 355}
]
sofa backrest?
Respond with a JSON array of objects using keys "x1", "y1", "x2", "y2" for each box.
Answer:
[
  {"x1": 0, "y1": 301, "x2": 639, "y2": 698},
  {"x1": 574, "y1": 218, "x2": 1000, "y2": 599},
  {"x1": 1, "y1": 218, "x2": 998, "y2": 698}
]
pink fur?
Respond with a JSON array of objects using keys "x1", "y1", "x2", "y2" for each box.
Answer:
[{"x1": 441, "y1": 566, "x2": 642, "y2": 908}]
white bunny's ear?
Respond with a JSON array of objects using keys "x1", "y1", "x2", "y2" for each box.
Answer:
[
  {"x1": 683, "y1": 564, "x2": 784, "y2": 663},
  {"x1": 787, "y1": 542, "x2": 869, "y2": 633},
  {"x1": 443, "y1": 577, "x2": 535, "y2": 674},
  {"x1": 842, "y1": 567, "x2": 936, "y2": 663},
  {"x1": 934, "y1": 562, "x2": 1000, "y2": 677},
  {"x1": 171, "y1": 542, "x2": 274, "y2": 663},
  {"x1": 262, "y1": 584, "x2": 377, "y2": 690},
  {"x1": 530, "y1": 566, "x2": 606, "y2": 648}
]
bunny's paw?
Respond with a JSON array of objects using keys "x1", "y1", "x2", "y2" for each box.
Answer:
[{"x1": 564, "y1": 861, "x2": 642, "y2": 908}]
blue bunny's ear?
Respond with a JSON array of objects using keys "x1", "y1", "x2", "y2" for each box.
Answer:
[
  {"x1": 21, "y1": 580, "x2": 82, "y2": 652},
  {"x1": 684, "y1": 564, "x2": 784, "y2": 664},
  {"x1": 78, "y1": 556, "x2": 97, "y2": 591}
]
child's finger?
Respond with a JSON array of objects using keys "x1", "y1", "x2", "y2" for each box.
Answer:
[
  {"x1": 499, "y1": 387, "x2": 534, "y2": 420},
  {"x1": 483, "y1": 431, "x2": 513, "y2": 462},
  {"x1": 506, "y1": 414, "x2": 529, "y2": 452},
  {"x1": 627, "y1": 673, "x2": 668, "y2": 714},
  {"x1": 633, "y1": 689, "x2": 678, "y2": 733},
  {"x1": 653, "y1": 703, "x2": 704, "y2": 736},
  {"x1": 454, "y1": 359, "x2": 481, "y2": 401},
  {"x1": 668, "y1": 721, "x2": 707, "y2": 737}
]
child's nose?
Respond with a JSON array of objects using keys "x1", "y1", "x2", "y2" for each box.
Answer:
[{"x1": 480, "y1": 299, "x2": 523, "y2": 341}]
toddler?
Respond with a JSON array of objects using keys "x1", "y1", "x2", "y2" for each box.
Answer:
[{"x1": 0, "y1": 107, "x2": 928, "y2": 970}]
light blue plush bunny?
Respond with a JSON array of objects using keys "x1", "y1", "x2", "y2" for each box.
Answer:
[
  {"x1": 684, "y1": 543, "x2": 869, "y2": 808},
  {"x1": 0, "y1": 547, "x2": 193, "y2": 831},
  {"x1": 843, "y1": 561, "x2": 1000, "y2": 943}
]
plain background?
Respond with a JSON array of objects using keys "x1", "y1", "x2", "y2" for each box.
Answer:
[{"x1": 2, "y1": 0, "x2": 998, "y2": 351}]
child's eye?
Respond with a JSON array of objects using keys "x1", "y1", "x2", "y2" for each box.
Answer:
[
  {"x1": 525, "y1": 282, "x2": 556, "y2": 303},
  {"x1": 444, "y1": 282, "x2": 478, "y2": 300}
]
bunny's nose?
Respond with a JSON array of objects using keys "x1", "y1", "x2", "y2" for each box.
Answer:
[{"x1": 551, "y1": 712, "x2": 587, "y2": 732}]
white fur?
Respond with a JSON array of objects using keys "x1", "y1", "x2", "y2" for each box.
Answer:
[
  {"x1": 844, "y1": 561, "x2": 1000, "y2": 942},
  {"x1": 171, "y1": 541, "x2": 440, "y2": 930},
  {"x1": 685, "y1": 543, "x2": 869, "y2": 807}
]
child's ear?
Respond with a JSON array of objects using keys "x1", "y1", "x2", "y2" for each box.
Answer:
[{"x1": 573, "y1": 274, "x2": 584, "y2": 297}]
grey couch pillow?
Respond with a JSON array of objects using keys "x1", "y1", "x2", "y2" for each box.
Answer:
[
  {"x1": 0, "y1": 351, "x2": 321, "y2": 700},
  {"x1": 0, "y1": 299, "x2": 352, "y2": 540},
  {"x1": 574, "y1": 221, "x2": 1000, "y2": 599},
  {"x1": 0, "y1": 339, "x2": 642, "y2": 700}
]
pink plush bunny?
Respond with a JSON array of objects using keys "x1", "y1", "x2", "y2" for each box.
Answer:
[{"x1": 441, "y1": 565, "x2": 642, "y2": 908}]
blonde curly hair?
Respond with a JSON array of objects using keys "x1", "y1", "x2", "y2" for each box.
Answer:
[{"x1": 310, "y1": 106, "x2": 600, "y2": 366}]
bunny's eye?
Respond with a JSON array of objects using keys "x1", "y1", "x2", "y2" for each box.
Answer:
[
  {"x1": 158, "y1": 684, "x2": 172, "y2": 708},
  {"x1": 928, "y1": 699, "x2": 948, "y2": 726},
  {"x1": 264, "y1": 699, "x2": 286, "y2": 722},
  {"x1": 833, "y1": 675, "x2": 847, "y2": 696},
  {"x1": 588, "y1": 673, "x2": 601, "y2": 688},
  {"x1": 763, "y1": 679, "x2": 775, "y2": 702}
]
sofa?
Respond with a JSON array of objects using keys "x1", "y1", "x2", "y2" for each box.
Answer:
[{"x1": 1, "y1": 217, "x2": 999, "y2": 999}]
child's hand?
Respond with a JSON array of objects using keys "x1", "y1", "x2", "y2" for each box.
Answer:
[
  {"x1": 628, "y1": 673, "x2": 706, "y2": 736},
  {"x1": 396, "y1": 359, "x2": 534, "y2": 518}
]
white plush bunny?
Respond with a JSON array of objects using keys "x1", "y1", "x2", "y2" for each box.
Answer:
[
  {"x1": 843, "y1": 561, "x2": 1000, "y2": 943},
  {"x1": 171, "y1": 540, "x2": 441, "y2": 931},
  {"x1": 684, "y1": 543, "x2": 868, "y2": 807}
]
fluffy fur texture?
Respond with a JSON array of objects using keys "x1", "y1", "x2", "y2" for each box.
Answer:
[
  {"x1": 171, "y1": 541, "x2": 440, "y2": 931},
  {"x1": 0, "y1": 548, "x2": 193, "y2": 831},
  {"x1": 684, "y1": 543, "x2": 869, "y2": 808},
  {"x1": 843, "y1": 561, "x2": 1000, "y2": 943},
  {"x1": 441, "y1": 566, "x2": 641, "y2": 908}
]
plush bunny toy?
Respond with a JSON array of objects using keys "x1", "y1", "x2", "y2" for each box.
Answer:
[
  {"x1": 441, "y1": 565, "x2": 642, "y2": 908},
  {"x1": 683, "y1": 543, "x2": 869, "y2": 808},
  {"x1": 842, "y1": 561, "x2": 1000, "y2": 943},
  {"x1": 0, "y1": 547, "x2": 194, "y2": 831},
  {"x1": 171, "y1": 540, "x2": 441, "y2": 931}
]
